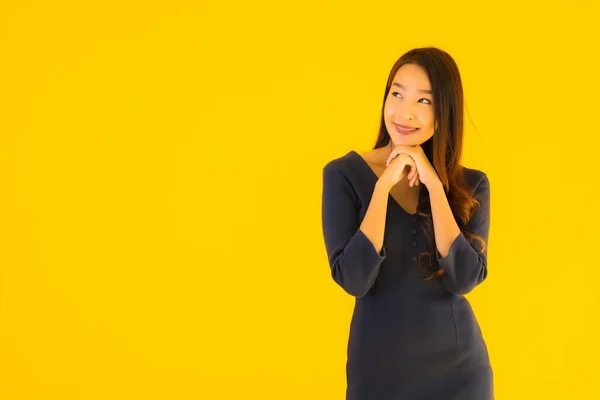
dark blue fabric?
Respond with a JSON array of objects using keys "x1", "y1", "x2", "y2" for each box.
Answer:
[{"x1": 321, "y1": 151, "x2": 493, "y2": 400}]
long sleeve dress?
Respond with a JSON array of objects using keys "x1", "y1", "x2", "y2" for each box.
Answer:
[{"x1": 321, "y1": 150, "x2": 493, "y2": 400}]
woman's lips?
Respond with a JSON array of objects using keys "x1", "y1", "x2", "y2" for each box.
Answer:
[{"x1": 394, "y1": 123, "x2": 420, "y2": 135}]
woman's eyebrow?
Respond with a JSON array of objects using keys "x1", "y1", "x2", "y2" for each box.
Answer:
[{"x1": 392, "y1": 82, "x2": 432, "y2": 95}]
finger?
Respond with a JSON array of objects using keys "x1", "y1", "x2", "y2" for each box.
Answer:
[
  {"x1": 394, "y1": 147, "x2": 412, "y2": 161},
  {"x1": 387, "y1": 154, "x2": 402, "y2": 166},
  {"x1": 407, "y1": 166, "x2": 414, "y2": 185},
  {"x1": 387, "y1": 150, "x2": 405, "y2": 165},
  {"x1": 409, "y1": 167, "x2": 418, "y2": 185},
  {"x1": 411, "y1": 171, "x2": 419, "y2": 187},
  {"x1": 385, "y1": 151, "x2": 395, "y2": 165},
  {"x1": 407, "y1": 159, "x2": 416, "y2": 173},
  {"x1": 386, "y1": 149, "x2": 399, "y2": 164}
]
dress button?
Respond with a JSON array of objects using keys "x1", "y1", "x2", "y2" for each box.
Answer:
[
  {"x1": 412, "y1": 255, "x2": 417, "y2": 262},
  {"x1": 412, "y1": 241, "x2": 417, "y2": 247},
  {"x1": 411, "y1": 228, "x2": 417, "y2": 234}
]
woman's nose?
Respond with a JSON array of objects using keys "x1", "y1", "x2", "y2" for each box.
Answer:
[
  {"x1": 397, "y1": 106, "x2": 416, "y2": 121},
  {"x1": 400, "y1": 113, "x2": 414, "y2": 122}
]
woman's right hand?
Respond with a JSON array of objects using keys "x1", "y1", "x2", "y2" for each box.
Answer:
[{"x1": 378, "y1": 152, "x2": 419, "y2": 190}]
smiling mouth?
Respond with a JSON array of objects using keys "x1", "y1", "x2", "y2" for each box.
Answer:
[{"x1": 394, "y1": 123, "x2": 420, "y2": 135}]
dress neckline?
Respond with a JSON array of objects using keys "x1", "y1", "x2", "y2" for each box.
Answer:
[{"x1": 349, "y1": 150, "x2": 419, "y2": 217}]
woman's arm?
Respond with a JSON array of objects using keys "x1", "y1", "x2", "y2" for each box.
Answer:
[
  {"x1": 359, "y1": 180, "x2": 391, "y2": 255},
  {"x1": 321, "y1": 164, "x2": 389, "y2": 297},
  {"x1": 429, "y1": 173, "x2": 491, "y2": 295}
]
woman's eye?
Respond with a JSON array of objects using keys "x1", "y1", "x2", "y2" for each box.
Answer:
[{"x1": 392, "y1": 92, "x2": 432, "y2": 105}]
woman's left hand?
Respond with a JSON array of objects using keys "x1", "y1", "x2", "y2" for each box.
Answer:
[{"x1": 385, "y1": 145, "x2": 441, "y2": 189}]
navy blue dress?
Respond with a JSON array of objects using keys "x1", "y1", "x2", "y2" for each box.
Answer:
[{"x1": 321, "y1": 150, "x2": 493, "y2": 399}]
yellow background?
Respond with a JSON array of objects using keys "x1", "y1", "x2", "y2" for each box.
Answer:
[{"x1": 1, "y1": 1, "x2": 599, "y2": 399}]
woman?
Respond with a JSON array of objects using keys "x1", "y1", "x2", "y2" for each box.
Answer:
[{"x1": 321, "y1": 47, "x2": 493, "y2": 399}]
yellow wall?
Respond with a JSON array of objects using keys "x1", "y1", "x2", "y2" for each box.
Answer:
[{"x1": 1, "y1": 1, "x2": 599, "y2": 398}]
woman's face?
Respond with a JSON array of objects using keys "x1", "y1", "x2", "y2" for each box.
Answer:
[{"x1": 384, "y1": 63, "x2": 435, "y2": 147}]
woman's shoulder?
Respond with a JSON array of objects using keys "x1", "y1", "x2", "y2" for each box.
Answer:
[
  {"x1": 460, "y1": 165, "x2": 489, "y2": 195},
  {"x1": 322, "y1": 150, "x2": 358, "y2": 175},
  {"x1": 462, "y1": 165, "x2": 487, "y2": 180}
]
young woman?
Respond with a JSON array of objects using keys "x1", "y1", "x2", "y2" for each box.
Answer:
[{"x1": 321, "y1": 47, "x2": 493, "y2": 399}]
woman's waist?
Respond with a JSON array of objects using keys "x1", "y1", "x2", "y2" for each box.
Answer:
[{"x1": 350, "y1": 295, "x2": 482, "y2": 341}]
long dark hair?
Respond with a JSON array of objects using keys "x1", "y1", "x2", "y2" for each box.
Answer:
[{"x1": 373, "y1": 47, "x2": 486, "y2": 280}]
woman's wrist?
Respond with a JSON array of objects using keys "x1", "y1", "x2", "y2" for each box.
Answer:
[{"x1": 376, "y1": 178, "x2": 392, "y2": 193}]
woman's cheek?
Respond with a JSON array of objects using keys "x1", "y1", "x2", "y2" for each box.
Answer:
[{"x1": 384, "y1": 104, "x2": 394, "y2": 118}]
